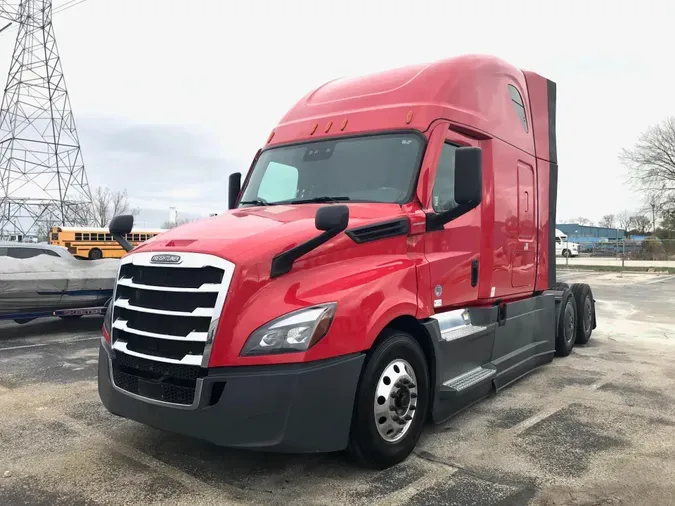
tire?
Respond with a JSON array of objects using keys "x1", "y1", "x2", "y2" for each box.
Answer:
[
  {"x1": 88, "y1": 248, "x2": 103, "y2": 260},
  {"x1": 570, "y1": 283, "x2": 594, "y2": 345},
  {"x1": 554, "y1": 282, "x2": 569, "y2": 291},
  {"x1": 555, "y1": 288, "x2": 577, "y2": 357},
  {"x1": 562, "y1": 249, "x2": 570, "y2": 258},
  {"x1": 348, "y1": 329, "x2": 430, "y2": 469}
]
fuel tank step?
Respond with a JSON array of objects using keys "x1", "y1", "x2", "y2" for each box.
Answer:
[{"x1": 441, "y1": 364, "x2": 497, "y2": 394}]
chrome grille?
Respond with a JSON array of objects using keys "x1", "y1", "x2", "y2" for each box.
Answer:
[{"x1": 110, "y1": 251, "x2": 235, "y2": 405}]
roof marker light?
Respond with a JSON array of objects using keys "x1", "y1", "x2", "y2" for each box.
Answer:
[
  {"x1": 341, "y1": 119, "x2": 348, "y2": 131},
  {"x1": 406, "y1": 110, "x2": 413, "y2": 124},
  {"x1": 310, "y1": 123, "x2": 318, "y2": 135},
  {"x1": 267, "y1": 131, "x2": 275, "y2": 143},
  {"x1": 325, "y1": 121, "x2": 333, "y2": 133}
]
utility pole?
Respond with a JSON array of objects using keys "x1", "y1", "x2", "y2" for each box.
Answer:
[{"x1": 0, "y1": 0, "x2": 93, "y2": 240}]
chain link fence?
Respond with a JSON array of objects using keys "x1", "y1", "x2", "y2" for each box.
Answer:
[{"x1": 557, "y1": 237, "x2": 675, "y2": 269}]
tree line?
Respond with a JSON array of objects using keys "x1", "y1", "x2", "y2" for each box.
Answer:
[
  {"x1": 563, "y1": 213, "x2": 654, "y2": 235},
  {"x1": 565, "y1": 117, "x2": 675, "y2": 239},
  {"x1": 619, "y1": 116, "x2": 675, "y2": 238}
]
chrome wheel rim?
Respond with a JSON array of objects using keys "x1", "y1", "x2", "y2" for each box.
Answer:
[{"x1": 373, "y1": 359, "x2": 418, "y2": 443}]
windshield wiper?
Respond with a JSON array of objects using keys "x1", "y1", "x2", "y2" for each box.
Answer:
[
  {"x1": 286, "y1": 196, "x2": 351, "y2": 204},
  {"x1": 239, "y1": 198, "x2": 272, "y2": 207}
]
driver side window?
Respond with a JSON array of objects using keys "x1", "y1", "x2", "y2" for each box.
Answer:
[{"x1": 432, "y1": 143, "x2": 459, "y2": 213}]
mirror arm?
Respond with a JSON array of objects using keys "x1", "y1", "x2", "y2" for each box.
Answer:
[
  {"x1": 425, "y1": 201, "x2": 479, "y2": 232},
  {"x1": 112, "y1": 233, "x2": 134, "y2": 253},
  {"x1": 270, "y1": 227, "x2": 342, "y2": 278}
]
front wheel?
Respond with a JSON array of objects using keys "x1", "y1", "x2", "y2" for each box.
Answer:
[{"x1": 348, "y1": 329, "x2": 430, "y2": 469}]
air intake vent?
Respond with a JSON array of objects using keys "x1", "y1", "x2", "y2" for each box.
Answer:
[{"x1": 346, "y1": 218, "x2": 409, "y2": 244}]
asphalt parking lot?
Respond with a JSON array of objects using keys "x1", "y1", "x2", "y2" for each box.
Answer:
[{"x1": 3, "y1": 271, "x2": 675, "y2": 506}]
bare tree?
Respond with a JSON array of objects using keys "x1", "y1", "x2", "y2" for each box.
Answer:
[
  {"x1": 661, "y1": 208, "x2": 675, "y2": 232},
  {"x1": 599, "y1": 214, "x2": 615, "y2": 228},
  {"x1": 33, "y1": 204, "x2": 62, "y2": 242},
  {"x1": 616, "y1": 210, "x2": 632, "y2": 231},
  {"x1": 631, "y1": 215, "x2": 651, "y2": 234},
  {"x1": 91, "y1": 187, "x2": 139, "y2": 227},
  {"x1": 574, "y1": 217, "x2": 594, "y2": 226},
  {"x1": 162, "y1": 218, "x2": 195, "y2": 229},
  {"x1": 619, "y1": 116, "x2": 675, "y2": 211}
]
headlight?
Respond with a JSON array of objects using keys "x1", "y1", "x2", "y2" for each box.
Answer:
[{"x1": 240, "y1": 303, "x2": 337, "y2": 356}]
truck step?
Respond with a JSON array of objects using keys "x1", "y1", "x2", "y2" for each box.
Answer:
[{"x1": 442, "y1": 364, "x2": 497, "y2": 394}]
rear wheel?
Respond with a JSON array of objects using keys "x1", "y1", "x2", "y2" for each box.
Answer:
[
  {"x1": 348, "y1": 329, "x2": 430, "y2": 469},
  {"x1": 88, "y1": 248, "x2": 103, "y2": 260},
  {"x1": 562, "y1": 249, "x2": 570, "y2": 258},
  {"x1": 555, "y1": 288, "x2": 577, "y2": 357},
  {"x1": 571, "y1": 283, "x2": 594, "y2": 345}
]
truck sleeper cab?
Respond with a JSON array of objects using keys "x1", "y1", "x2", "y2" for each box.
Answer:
[{"x1": 98, "y1": 54, "x2": 597, "y2": 469}]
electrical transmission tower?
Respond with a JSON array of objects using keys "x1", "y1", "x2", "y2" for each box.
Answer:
[{"x1": 0, "y1": 0, "x2": 92, "y2": 240}]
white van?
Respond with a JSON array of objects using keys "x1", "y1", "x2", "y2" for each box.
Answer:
[{"x1": 555, "y1": 229, "x2": 579, "y2": 257}]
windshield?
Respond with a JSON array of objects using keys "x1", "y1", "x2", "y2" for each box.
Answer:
[{"x1": 239, "y1": 133, "x2": 424, "y2": 206}]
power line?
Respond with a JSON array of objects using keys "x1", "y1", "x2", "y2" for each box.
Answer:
[
  {"x1": 0, "y1": 0, "x2": 91, "y2": 34},
  {"x1": 54, "y1": 0, "x2": 89, "y2": 15}
]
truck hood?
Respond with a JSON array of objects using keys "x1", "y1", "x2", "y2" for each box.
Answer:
[{"x1": 131, "y1": 203, "x2": 407, "y2": 264}]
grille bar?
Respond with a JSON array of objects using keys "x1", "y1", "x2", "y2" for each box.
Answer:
[
  {"x1": 115, "y1": 298, "x2": 215, "y2": 317},
  {"x1": 116, "y1": 277, "x2": 221, "y2": 293},
  {"x1": 115, "y1": 284, "x2": 218, "y2": 313},
  {"x1": 113, "y1": 319, "x2": 208, "y2": 342},
  {"x1": 113, "y1": 340, "x2": 203, "y2": 366},
  {"x1": 119, "y1": 264, "x2": 224, "y2": 289}
]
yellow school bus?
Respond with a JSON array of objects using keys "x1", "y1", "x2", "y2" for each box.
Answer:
[{"x1": 49, "y1": 226, "x2": 167, "y2": 259}]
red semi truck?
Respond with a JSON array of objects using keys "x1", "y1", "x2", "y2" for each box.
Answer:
[{"x1": 98, "y1": 54, "x2": 596, "y2": 469}]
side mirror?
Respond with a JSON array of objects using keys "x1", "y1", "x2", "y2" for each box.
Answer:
[
  {"x1": 454, "y1": 146, "x2": 482, "y2": 205},
  {"x1": 228, "y1": 172, "x2": 242, "y2": 210},
  {"x1": 315, "y1": 204, "x2": 350, "y2": 232},
  {"x1": 426, "y1": 146, "x2": 483, "y2": 231},
  {"x1": 109, "y1": 214, "x2": 133, "y2": 236},
  {"x1": 109, "y1": 215, "x2": 134, "y2": 253}
]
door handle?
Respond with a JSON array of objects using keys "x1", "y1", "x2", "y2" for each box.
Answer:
[{"x1": 471, "y1": 258, "x2": 479, "y2": 287}]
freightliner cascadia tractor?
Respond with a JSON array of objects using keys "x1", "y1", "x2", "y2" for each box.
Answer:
[{"x1": 99, "y1": 54, "x2": 596, "y2": 469}]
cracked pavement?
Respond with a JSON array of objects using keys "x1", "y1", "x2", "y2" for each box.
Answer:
[{"x1": 2, "y1": 271, "x2": 675, "y2": 505}]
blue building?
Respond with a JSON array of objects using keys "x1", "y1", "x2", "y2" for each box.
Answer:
[{"x1": 556, "y1": 224, "x2": 625, "y2": 244}]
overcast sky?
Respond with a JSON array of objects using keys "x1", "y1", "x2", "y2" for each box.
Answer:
[{"x1": 1, "y1": 0, "x2": 673, "y2": 226}]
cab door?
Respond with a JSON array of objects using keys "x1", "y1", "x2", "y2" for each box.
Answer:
[
  {"x1": 423, "y1": 126, "x2": 482, "y2": 310},
  {"x1": 420, "y1": 124, "x2": 495, "y2": 423}
]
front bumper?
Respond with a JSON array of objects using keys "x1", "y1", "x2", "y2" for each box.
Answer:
[{"x1": 98, "y1": 343, "x2": 365, "y2": 453}]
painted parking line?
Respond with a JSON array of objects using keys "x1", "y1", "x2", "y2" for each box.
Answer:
[
  {"x1": 644, "y1": 275, "x2": 675, "y2": 285},
  {"x1": 0, "y1": 336, "x2": 99, "y2": 352}
]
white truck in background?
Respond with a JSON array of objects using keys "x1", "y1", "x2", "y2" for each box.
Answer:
[{"x1": 556, "y1": 229, "x2": 579, "y2": 257}]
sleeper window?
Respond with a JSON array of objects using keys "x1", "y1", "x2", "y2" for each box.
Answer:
[{"x1": 508, "y1": 85, "x2": 528, "y2": 132}]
